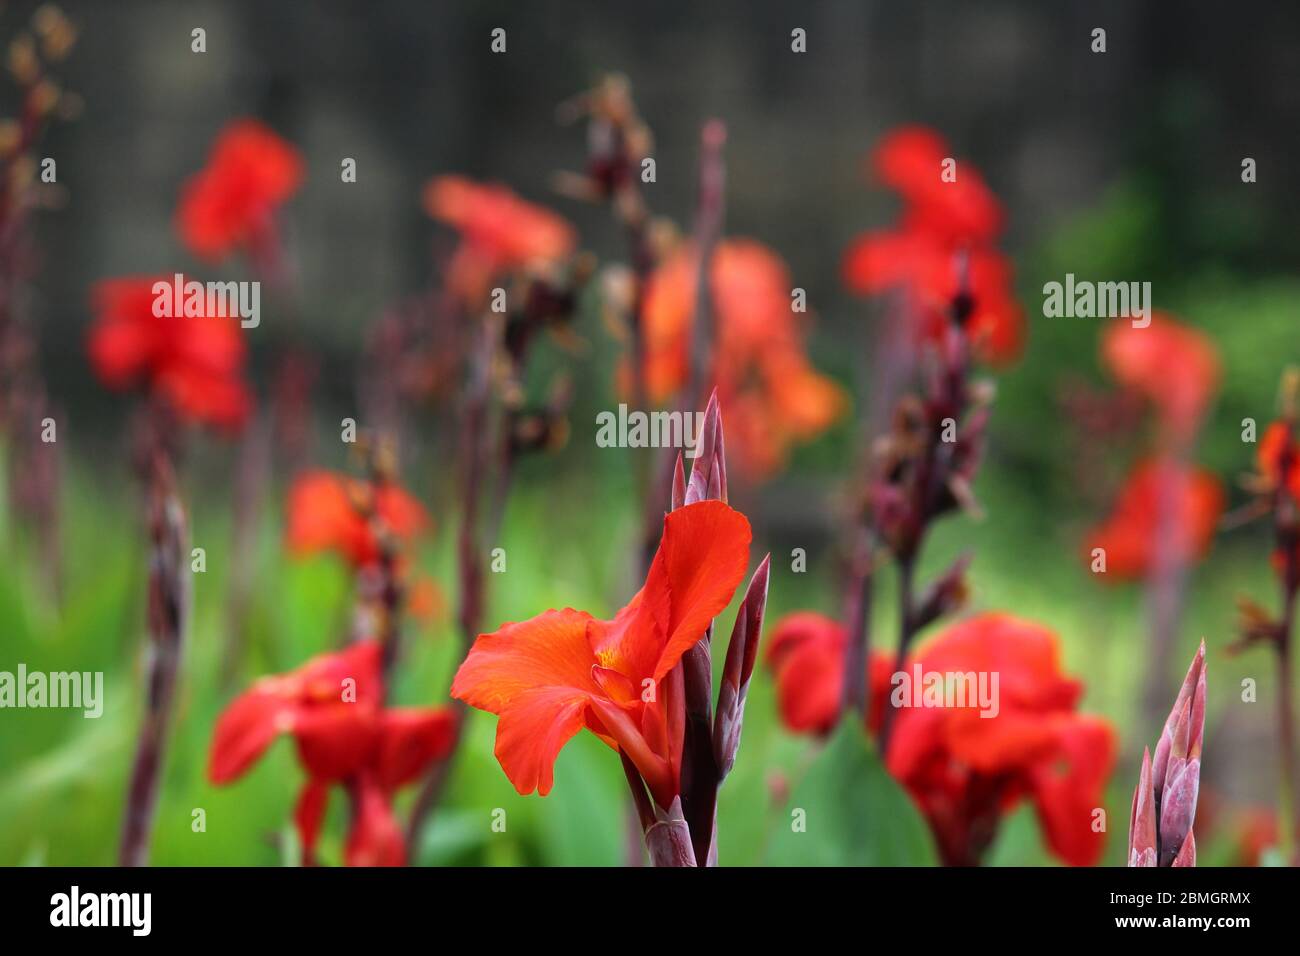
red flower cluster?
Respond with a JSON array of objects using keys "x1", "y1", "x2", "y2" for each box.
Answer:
[
  {"x1": 767, "y1": 611, "x2": 1116, "y2": 866},
  {"x1": 1085, "y1": 458, "x2": 1224, "y2": 581},
  {"x1": 636, "y1": 238, "x2": 845, "y2": 476},
  {"x1": 285, "y1": 470, "x2": 430, "y2": 568},
  {"x1": 177, "y1": 119, "x2": 304, "y2": 262},
  {"x1": 842, "y1": 126, "x2": 1024, "y2": 365},
  {"x1": 86, "y1": 276, "x2": 252, "y2": 430},
  {"x1": 423, "y1": 175, "x2": 577, "y2": 306},
  {"x1": 209, "y1": 641, "x2": 455, "y2": 866}
]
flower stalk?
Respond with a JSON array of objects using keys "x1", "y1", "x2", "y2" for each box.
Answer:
[{"x1": 120, "y1": 416, "x2": 190, "y2": 867}]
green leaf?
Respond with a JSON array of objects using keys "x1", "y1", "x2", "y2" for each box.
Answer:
[
  {"x1": 985, "y1": 804, "x2": 1054, "y2": 866},
  {"x1": 764, "y1": 719, "x2": 937, "y2": 866},
  {"x1": 535, "y1": 735, "x2": 624, "y2": 866}
]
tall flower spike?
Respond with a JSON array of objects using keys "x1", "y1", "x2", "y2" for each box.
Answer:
[
  {"x1": 677, "y1": 388, "x2": 727, "y2": 862},
  {"x1": 1128, "y1": 641, "x2": 1206, "y2": 867},
  {"x1": 671, "y1": 451, "x2": 686, "y2": 511}
]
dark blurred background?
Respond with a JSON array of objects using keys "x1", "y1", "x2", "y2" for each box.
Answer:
[{"x1": 17, "y1": 0, "x2": 1300, "y2": 408}]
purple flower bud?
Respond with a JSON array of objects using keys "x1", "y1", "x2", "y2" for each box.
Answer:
[
  {"x1": 1128, "y1": 642, "x2": 1206, "y2": 867},
  {"x1": 686, "y1": 389, "x2": 722, "y2": 505},
  {"x1": 671, "y1": 452, "x2": 686, "y2": 511},
  {"x1": 1153, "y1": 642, "x2": 1205, "y2": 794},
  {"x1": 713, "y1": 554, "x2": 770, "y2": 780},
  {"x1": 1127, "y1": 747, "x2": 1158, "y2": 866}
]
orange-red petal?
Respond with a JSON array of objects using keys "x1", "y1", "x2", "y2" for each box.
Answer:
[{"x1": 451, "y1": 608, "x2": 602, "y2": 795}]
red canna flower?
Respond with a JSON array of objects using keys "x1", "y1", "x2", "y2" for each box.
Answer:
[
  {"x1": 635, "y1": 238, "x2": 846, "y2": 476},
  {"x1": 1256, "y1": 420, "x2": 1300, "y2": 500},
  {"x1": 842, "y1": 126, "x2": 1024, "y2": 366},
  {"x1": 451, "y1": 498, "x2": 752, "y2": 808},
  {"x1": 285, "y1": 469, "x2": 430, "y2": 568},
  {"x1": 86, "y1": 276, "x2": 252, "y2": 430},
  {"x1": 765, "y1": 611, "x2": 890, "y2": 736},
  {"x1": 176, "y1": 119, "x2": 304, "y2": 262},
  {"x1": 767, "y1": 611, "x2": 1116, "y2": 866},
  {"x1": 871, "y1": 126, "x2": 1003, "y2": 245},
  {"x1": 423, "y1": 175, "x2": 576, "y2": 306},
  {"x1": 1101, "y1": 313, "x2": 1220, "y2": 441},
  {"x1": 1128, "y1": 642, "x2": 1206, "y2": 866},
  {"x1": 1084, "y1": 457, "x2": 1224, "y2": 580},
  {"x1": 209, "y1": 640, "x2": 456, "y2": 866}
]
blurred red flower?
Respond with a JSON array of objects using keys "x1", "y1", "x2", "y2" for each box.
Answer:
[
  {"x1": 209, "y1": 640, "x2": 456, "y2": 866},
  {"x1": 842, "y1": 126, "x2": 1024, "y2": 366},
  {"x1": 451, "y1": 499, "x2": 751, "y2": 808},
  {"x1": 766, "y1": 611, "x2": 1116, "y2": 866},
  {"x1": 285, "y1": 470, "x2": 430, "y2": 568},
  {"x1": 872, "y1": 126, "x2": 1003, "y2": 245},
  {"x1": 1084, "y1": 457, "x2": 1224, "y2": 580},
  {"x1": 176, "y1": 119, "x2": 304, "y2": 262},
  {"x1": 86, "y1": 276, "x2": 252, "y2": 430},
  {"x1": 1101, "y1": 313, "x2": 1220, "y2": 440},
  {"x1": 1257, "y1": 420, "x2": 1300, "y2": 499},
  {"x1": 635, "y1": 238, "x2": 846, "y2": 476},
  {"x1": 423, "y1": 174, "x2": 576, "y2": 306}
]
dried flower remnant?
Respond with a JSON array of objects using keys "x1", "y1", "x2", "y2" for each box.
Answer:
[
  {"x1": 768, "y1": 611, "x2": 1116, "y2": 866},
  {"x1": 555, "y1": 74, "x2": 656, "y2": 400},
  {"x1": 452, "y1": 394, "x2": 771, "y2": 865},
  {"x1": 1128, "y1": 642, "x2": 1206, "y2": 867},
  {"x1": 209, "y1": 641, "x2": 456, "y2": 866},
  {"x1": 1, "y1": 4, "x2": 78, "y2": 595}
]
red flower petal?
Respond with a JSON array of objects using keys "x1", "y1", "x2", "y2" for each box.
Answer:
[
  {"x1": 294, "y1": 779, "x2": 330, "y2": 863},
  {"x1": 1102, "y1": 314, "x2": 1220, "y2": 438},
  {"x1": 176, "y1": 119, "x2": 304, "y2": 262},
  {"x1": 766, "y1": 612, "x2": 847, "y2": 736},
  {"x1": 643, "y1": 500, "x2": 752, "y2": 682},
  {"x1": 1085, "y1": 458, "x2": 1224, "y2": 580},
  {"x1": 344, "y1": 778, "x2": 406, "y2": 867},
  {"x1": 372, "y1": 707, "x2": 459, "y2": 790},
  {"x1": 292, "y1": 706, "x2": 381, "y2": 782},
  {"x1": 451, "y1": 608, "x2": 602, "y2": 796},
  {"x1": 208, "y1": 686, "x2": 298, "y2": 784}
]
